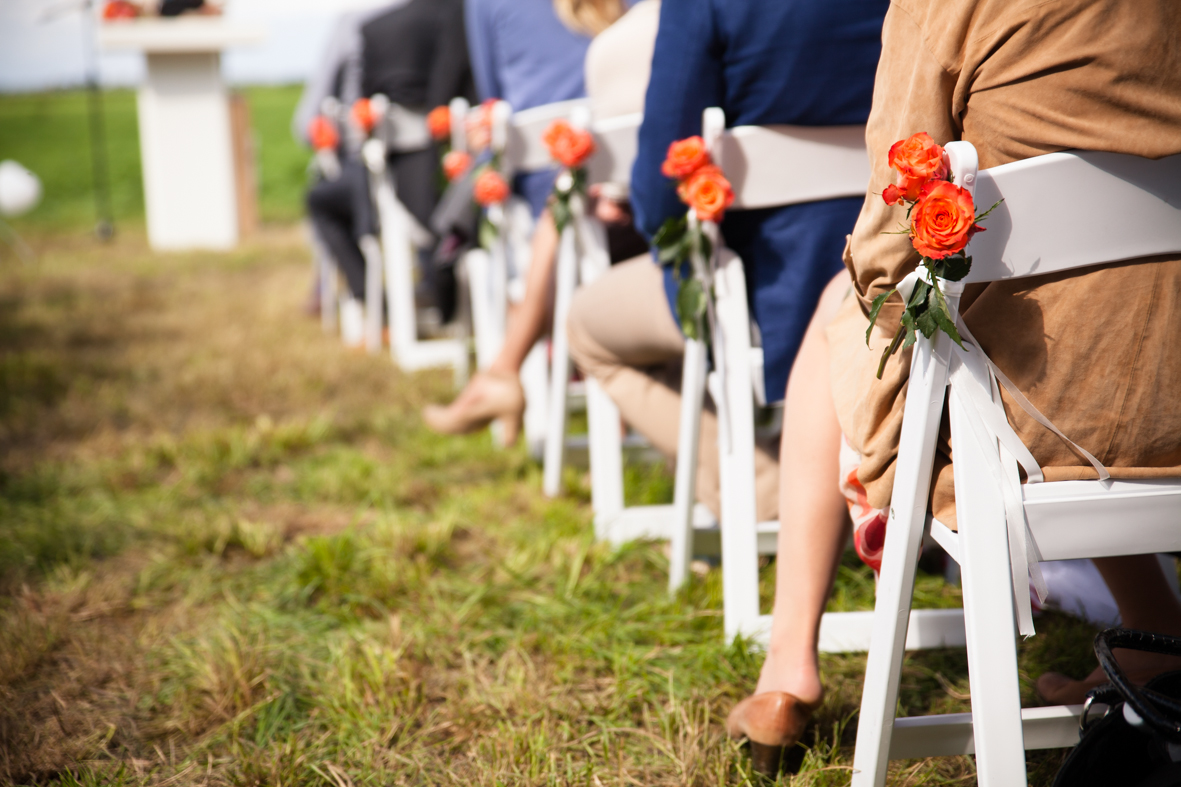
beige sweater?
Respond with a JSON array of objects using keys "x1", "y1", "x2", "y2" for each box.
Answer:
[{"x1": 829, "y1": 0, "x2": 1181, "y2": 525}]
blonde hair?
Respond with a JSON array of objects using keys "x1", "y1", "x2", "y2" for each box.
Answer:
[{"x1": 553, "y1": 0, "x2": 626, "y2": 36}]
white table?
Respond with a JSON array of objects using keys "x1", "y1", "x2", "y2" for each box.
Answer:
[{"x1": 99, "y1": 19, "x2": 263, "y2": 251}]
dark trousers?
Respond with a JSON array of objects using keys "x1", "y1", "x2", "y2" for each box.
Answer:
[
  {"x1": 307, "y1": 151, "x2": 440, "y2": 302},
  {"x1": 306, "y1": 159, "x2": 374, "y2": 300}
]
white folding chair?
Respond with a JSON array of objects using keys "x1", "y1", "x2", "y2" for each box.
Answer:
[
  {"x1": 362, "y1": 95, "x2": 468, "y2": 385},
  {"x1": 668, "y1": 109, "x2": 968, "y2": 653},
  {"x1": 850, "y1": 143, "x2": 1181, "y2": 786},
  {"x1": 464, "y1": 99, "x2": 590, "y2": 455}
]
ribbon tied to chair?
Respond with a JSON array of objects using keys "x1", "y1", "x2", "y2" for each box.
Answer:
[{"x1": 897, "y1": 268, "x2": 1111, "y2": 637}]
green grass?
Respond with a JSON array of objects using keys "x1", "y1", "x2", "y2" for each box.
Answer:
[
  {"x1": 0, "y1": 86, "x2": 308, "y2": 234},
  {"x1": 0, "y1": 93, "x2": 1129, "y2": 783}
]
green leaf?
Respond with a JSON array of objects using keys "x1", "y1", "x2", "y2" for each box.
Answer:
[
  {"x1": 551, "y1": 195, "x2": 571, "y2": 236},
  {"x1": 915, "y1": 305, "x2": 938, "y2": 339},
  {"x1": 929, "y1": 283, "x2": 966, "y2": 348},
  {"x1": 652, "y1": 215, "x2": 688, "y2": 249},
  {"x1": 677, "y1": 277, "x2": 706, "y2": 341},
  {"x1": 865, "y1": 289, "x2": 895, "y2": 345},
  {"x1": 936, "y1": 253, "x2": 972, "y2": 282},
  {"x1": 478, "y1": 216, "x2": 498, "y2": 250},
  {"x1": 900, "y1": 310, "x2": 919, "y2": 350},
  {"x1": 908, "y1": 280, "x2": 931, "y2": 308}
]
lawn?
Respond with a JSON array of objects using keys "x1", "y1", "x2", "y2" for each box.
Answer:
[
  {"x1": 0, "y1": 86, "x2": 308, "y2": 235},
  {"x1": 0, "y1": 89, "x2": 1113, "y2": 786}
]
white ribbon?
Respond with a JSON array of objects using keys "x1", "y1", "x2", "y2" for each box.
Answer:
[{"x1": 946, "y1": 310, "x2": 1109, "y2": 637}]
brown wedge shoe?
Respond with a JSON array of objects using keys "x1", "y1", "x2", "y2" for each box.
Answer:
[{"x1": 726, "y1": 691, "x2": 822, "y2": 776}]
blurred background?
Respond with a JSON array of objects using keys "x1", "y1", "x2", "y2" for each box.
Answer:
[{"x1": 0, "y1": 0, "x2": 387, "y2": 233}]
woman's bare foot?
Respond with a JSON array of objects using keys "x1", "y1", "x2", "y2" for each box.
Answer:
[{"x1": 1037, "y1": 644, "x2": 1181, "y2": 705}]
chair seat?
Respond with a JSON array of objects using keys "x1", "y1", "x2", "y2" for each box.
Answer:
[{"x1": 928, "y1": 477, "x2": 1181, "y2": 565}]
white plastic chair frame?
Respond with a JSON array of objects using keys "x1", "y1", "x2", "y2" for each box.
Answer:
[
  {"x1": 850, "y1": 143, "x2": 1181, "y2": 787},
  {"x1": 361, "y1": 95, "x2": 468, "y2": 385},
  {"x1": 465, "y1": 99, "x2": 591, "y2": 453},
  {"x1": 671, "y1": 109, "x2": 968, "y2": 653}
]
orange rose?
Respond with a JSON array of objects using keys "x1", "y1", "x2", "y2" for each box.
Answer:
[
  {"x1": 910, "y1": 181, "x2": 981, "y2": 259},
  {"x1": 887, "y1": 132, "x2": 947, "y2": 201},
  {"x1": 543, "y1": 120, "x2": 595, "y2": 169},
  {"x1": 351, "y1": 98, "x2": 377, "y2": 134},
  {"x1": 662, "y1": 136, "x2": 711, "y2": 179},
  {"x1": 881, "y1": 184, "x2": 903, "y2": 206},
  {"x1": 102, "y1": 0, "x2": 139, "y2": 19},
  {"x1": 427, "y1": 105, "x2": 451, "y2": 142},
  {"x1": 442, "y1": 150, "x2": 472, "y2": 181},
  {"x1": 308, "y1": 115, "x2": 339, "y2": 152},
  {"x1": 473, "y1": 169, "x2": 510, "y2": 206},
  {"x1": 676, "y1": 164, "x2": 734, "y2": 223}
]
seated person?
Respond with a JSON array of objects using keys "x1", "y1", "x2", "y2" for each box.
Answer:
[
  {"x1": 301, "y1": 0, "x2": 474, "y2": 319},
  {"x1": 423, "y1": 0, "x2": 646, "y2": 442},
  {"x1": 736, "y1": 0, "x2": 1181, "y2": 773},
  {"x1": 567, "y1": 0, "x2": 888, "y2": 524}
]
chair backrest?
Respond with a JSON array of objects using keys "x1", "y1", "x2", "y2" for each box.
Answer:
[
  {"x1": 499, "y1": 98, "x2": 593, "y2": 174},
  {"x1": 448, "y1": 97, "x2": 469, "y2": 152},
  {"x1": 703, "y1": 107, "x2": 870, "y2": 211},
  {"x1": 585, "y1": 112, "x2": 642, "y2": 187},
  {"x1": 367, "y1": 95, "x2": 432, "y2": 154},
  {"x1": 947, "y1": 141, "x2": 1181, "y2": 284}
]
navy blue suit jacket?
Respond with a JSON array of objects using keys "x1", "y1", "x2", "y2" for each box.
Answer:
[{"x1": 631, "y1": 0, "x2": 888, "y2": 402}]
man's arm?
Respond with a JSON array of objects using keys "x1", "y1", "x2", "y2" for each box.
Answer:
[{"x1": 630, "y1": 0, "x2": 723, "y2": 240}]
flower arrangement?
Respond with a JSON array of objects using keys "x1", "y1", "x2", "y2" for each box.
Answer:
[
  {"x1": 866, "y1": 132, "x2": 999, "y2": 378},
  {"x1": 427, "y1": 106, "x2": 451, "y2": 143},
  {"x1": 542, "y1": 119, "x2": 596, "y2": 234},
  {"x1": 102, "y1": 1, "x2": 141, "y2": 20},
  {"x1": 442, "y1": 150, "x2": 472, "y2": 182},
  {"x1": 473, "y1": 169, "x2": 509, "y2": 207},
  {"x1": 351, "y1": 98, "x2": 378, "y2": 136},
  {"x1": 307, "y1": 116, "x2": 339, "y2": 152},
  {"x1": 650, "y1": 136, "x2": 735, "y2": 340}
]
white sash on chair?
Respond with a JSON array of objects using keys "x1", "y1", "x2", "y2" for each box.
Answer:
[{"x1": 898, "y1": 268, "x2": 1110, "y2": 636}]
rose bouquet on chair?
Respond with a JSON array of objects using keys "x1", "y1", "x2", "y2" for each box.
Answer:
[
  {"x1": 650, "y1": 136, "x2": 735, "y2": 341},
  {"x1": 542, "y1": 119, "x2": 596, "y2": 234},
  {"x1": 866, "y1": 132, "x2": 1001, "y2": 378},
  {"x1": 428, "y1": 104, "x2": 476, "y2": 183}
]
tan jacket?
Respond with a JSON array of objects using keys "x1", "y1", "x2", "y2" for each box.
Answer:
[{"x1": 829, "y1": 0, "x2": 1181, "y2": 525}]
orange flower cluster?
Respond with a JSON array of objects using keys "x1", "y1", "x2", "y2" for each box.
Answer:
[
  {"x1": 910, "y1": 181, "x2": 981, "y2": 259},
  {"x1": 307, "y1": 116, "x2": 339, "y2": 152},
  {"x1": 543, "y1": 120, "x2": 596, "y2": 169},
  {"x1": 882, "y1": 132, "x2": 947, "y2": 204},
  {"x1": 473, "y1": 169, "x2": 510, "y2": 206},
  {"x1": 351, "y1": 98, "x2": 378, "y2": 134},
  {"x1": 661, "y1": 137, "x2": 734, "y2": 223},
  {"x1": 102, "y1": 0, "x2": 139, "y2": 19},
  {"x1": 427, "y1": 106, "x2": 451, "y2": 142},
  {"x1": 442, "y1": 150, "x2": 472, "y2": 182},
  {"x1": 882, "y1": 132, "x2": 982, "y2": 259}
]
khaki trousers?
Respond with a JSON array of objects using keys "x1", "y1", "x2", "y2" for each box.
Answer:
[{"x1": 566, "y1": 256, "x2": 779, "y2": 522}]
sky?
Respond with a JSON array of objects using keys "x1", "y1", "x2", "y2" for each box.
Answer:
[{"x1": 0, "y1": 0, "x2": 388, "y2": 92}]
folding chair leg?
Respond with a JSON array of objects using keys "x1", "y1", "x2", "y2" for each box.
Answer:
[
  {"x1": 949, "y1": 389, "x2": 1028, "y2": 787},
  {"x1": 587, "y1": 376, "x2": 624, "y2": 539},
  {"x1": 360, "y1": 234, "x2": 384, "y2": 355},
  {"x1": 521, "y1": 341, "x2": 549, "y2": 458},
  {"x1": 669, "y1": 337, "x2": 707, "y2": 593},
  {"x1": 311, "y1": 227, "x2": 338, "y2": 335},
  {"x1": 713, "y1": 253, "x2": 761, "y2": 641},
  {"x1": 852, "y1": 336, "x2": 953, "y2": 787},
  {"x1": 542, "y1": 225, "x2": 579, "y2": 498}
]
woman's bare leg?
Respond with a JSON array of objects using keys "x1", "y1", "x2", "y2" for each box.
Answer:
[
  {"x1": 752, "y1": 272, "x2": 852, "y2": 705},
  {"x1": 489, "y1": 208, "x2": 559, "y2": 376}
]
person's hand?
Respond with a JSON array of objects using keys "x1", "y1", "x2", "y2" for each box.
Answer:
[{"x1": 588, "y1": 184, "x2": 631, "y2": 226}]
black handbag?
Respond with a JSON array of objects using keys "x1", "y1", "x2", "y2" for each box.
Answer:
[{"x1": 1052, "y1": 629, "x2": 1181, "y2": 787}]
